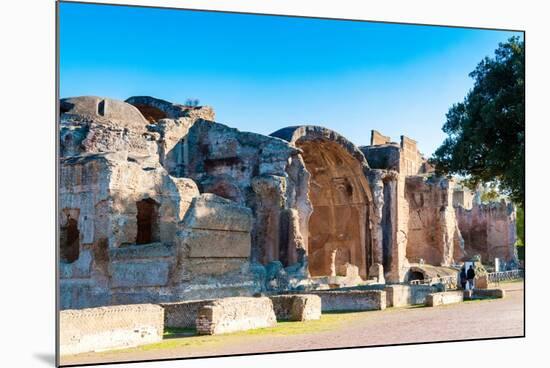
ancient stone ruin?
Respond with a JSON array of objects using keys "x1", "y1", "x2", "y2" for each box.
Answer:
[{"x1": 59, "y1": 96, "x2": 518, "y2": 309}]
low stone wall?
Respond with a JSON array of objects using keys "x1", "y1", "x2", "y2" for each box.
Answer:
[
  {"x1": 473, "y1": 288, "x2": 506, "y2": 299},
  {"x1": 384, "y1": 285, "x2": 407, "y2": 307},
  {"x1": 383, "y1": 284, "x2": 438, "y2": 307},
  {"x1": 426, "y1": 291, "x2": 464, "y2": 307},
  {"x1": 270, "y1": 295, "x2": 321, "y2": 321},
  {"x1": 160, "y1": 299, "x2": 215, "y2": 328},
  {"x1": 196, "y1": 297, "x2": 277, "y2": 335},
  {"x1": 309, "y1": 290, "x2": 386, "y2": 312},
  {"x1": 59, "y1": 304, "x2": 164, "y2": 355}
]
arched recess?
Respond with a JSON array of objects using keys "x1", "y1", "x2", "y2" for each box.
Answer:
[{"x1": 271, "y1": 126, "x2": 374, "y2": 279}]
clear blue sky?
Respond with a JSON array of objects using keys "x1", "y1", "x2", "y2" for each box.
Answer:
[{"x1": 59, "y1": 2, "x2": 522, "y2": 156}]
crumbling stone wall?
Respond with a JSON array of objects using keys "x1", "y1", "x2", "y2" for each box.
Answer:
[
  {"x1": 126, "y1": 96, "x2": 215, "y2": 122},
  {"x1": 426, "y1": 291, "x2": 464, "y2": 306},
  {"x1": 175, "y1": 120, "x2": 311, "y2": 279},
  {"x1": 455, "y1": 201, "x2": 518, "y2": 263},
  {"x1": 453, "y1": 186, "x2": 474, "y2": 209},
  {"x1": 404, "y1": 176, "x2": 464, "y2": 266},
  {"x1": 310, "y1": 290, "x2": 386, "y2": 311},
  {"x1": 59, "y1": 96, "x2": 518, "y2": 311},
  {"x1": 160, "y1": 299, "x2": 215, "y2": 329},
  {"x1": 383, "y1": 284, "x2": 441, "y2": 307},
  {"x1": 362, "y1": 130, "x2": 461, "y2": 280},
  {"x1": 195, "y1": 297, "x2": 277, "y2": 335},
  {"x1": 272, "y1": 126, "x2": 376, "y2": 280},
  {"x1": 269, "y1": 294, "x2": 321, "y2": 321},
  {"x1": 59, "y1": 97, "x2": 263, "y2": 309},
  {"x1": 59, "y1": 304, "x2": 164, "y2": 355}
]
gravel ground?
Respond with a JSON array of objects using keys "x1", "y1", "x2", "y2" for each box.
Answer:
[{"x1": 61, "y1": 282, "x2": 524, "y2": 366}]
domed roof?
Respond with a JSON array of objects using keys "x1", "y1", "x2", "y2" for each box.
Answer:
[{"x1": 60, "y1": 96, "x2": 148, "y2": 127}]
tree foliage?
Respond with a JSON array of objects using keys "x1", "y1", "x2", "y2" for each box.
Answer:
[
  {"x1": 516, "y1": 205, "x2": 525, "y2": 246},
  {"x1": 430, "y1": 37, "x2": 524, "y2": 205},
  {"x1": 480, "y1": 188, "x2": 500, "y2": 203}
]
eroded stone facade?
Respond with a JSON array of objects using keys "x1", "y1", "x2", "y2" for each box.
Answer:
[{"x1": 59, "y1": 96, "x2": 518, "y2": 309}]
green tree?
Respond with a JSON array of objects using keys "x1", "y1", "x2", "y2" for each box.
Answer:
[
  {"x1": 480, "y1": 188, "x2": 500, "y2": 203},
  {"x1": 430, "y1": 37, "x2": 524, "y2": 206},
  {"x1": 516, "y1": 205, "x2": 525, "y2": 245}
]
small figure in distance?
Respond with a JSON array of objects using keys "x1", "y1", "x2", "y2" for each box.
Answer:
[
  {"x1": 467, "y1": 265, "x2": 476, "y2": 290},
  {"x1": 460, "y1": 267, "x2": 467, "y2": 290}
]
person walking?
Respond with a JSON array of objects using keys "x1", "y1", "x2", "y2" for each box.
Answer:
[
  {"x1": 466, "y1": 265, "x2": 476, "y2": 290},
  {"x1": 460, "y1": 267, "x2": 467, "y2": 290}
]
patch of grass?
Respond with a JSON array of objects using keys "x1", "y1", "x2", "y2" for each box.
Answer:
[{"x1": 103, "y1": 312, "x2": 372, "y2": 355}]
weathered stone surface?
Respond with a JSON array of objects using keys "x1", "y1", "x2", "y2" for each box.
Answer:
[
  {"x1": 161, "y1": 299, "x2": 215, "y2": 328},
  {"x1": 111, "y1": 260, "x2": 171, "y2": 288},
  {"x1": 59, "y1": 97, "x2": 518, "y2": 312},
  {"x1": 273, "y1": 126, "x2": 374, "y2": 279},
  {"x1": 184, "y1": 229, "x2": 251, "y2": 258},
  {"x1": 126, "y1": 95, "x2": 215, "y2": 121},
  {"x1": 183, "y1": 194, "x2": 253, "y2": 232},
  {"x1": 270, "y1": 294, "x2": 321, "y2": 321},
  {"x1": 404, "y1": 176, "x2": 464, "y2": 266},
  {"x1": 456, "y1": 200, "x2": 518, "y2": 263},
  {"x1": 310, "y1": 290, "x2": 386, "y2": 311},
  {"x1": 368, "y1": 263, "x2": 385, "y2": 284},
  {"x1": 182, "y1": 258, "x2": 249, "y2": 276},
  {"x1": 426, "y1": 291, "x2": 464, "y2": 307},
  {"x1": 60, "y1": 97, "x2": 158, "y2": 159},
  {"x1": 195, "y1": 297, "x2": 277, "y2": 335},
  {"x1": 59, "y1": 304, "x2": 164, "y2": 355},
  {"x1": 475, "y1": 275, "x2": 490, "y2": 289},
  {"x1": 109, "y1": 243, "x2": 175, "y2": 261},
  {"x1": 471, "y1": 288, "x2": 506, "y2": 299},
  {"x1": 374, "y1": 284, "x2": 440, "y2": 307},
  {"x1": 383, "y1": 285, "x2": 411, "y2": 307},
  {"x1": 62, "y1": 96, "x2": 149, "y2": 127}
]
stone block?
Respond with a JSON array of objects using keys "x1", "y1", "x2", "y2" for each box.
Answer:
[
  {"x1": 473, "y1": 288, "x2": 506, "y2": 299},
  {"x1": 196, "y1": 297, "x2": 277, "y2": 335},
  {"x1": 270, "y1": 294, "x2": 321, "y2": 321},
  {"x1": 426, "y1": 291, "x2": 464, "y2": 307},
  {"x1": 184, "y1": 258, "x2": 247, "y2": 276},
  {"x1": 109, "y1": 243, "x2": 175, "y2": 261},
  {"x1": 184, "y1": 229, "x2": 251, "y2": 258},
  {"x1": 409, "y1": 284, "x2": 439, "y2": 305},
  {"x1": 161, "y1": 299, "x2": 216, "y2": 328},
  {"x1": 384, "y1": 285, "x2": 411, "y2": 307},
  {"x1": 368, "y1": 263, "x2": 385, "y2": 284},
  {"x1": 111, "y1": 260, "x2": 171, "y2": 288},
  {"x1": 183, "y1": 194, "x2": 253, "y2": 232},
  {"x1": 59, "y1": 304, "x2": 164, "y2": 355},
  {"x1": 475, "y1": 275, "x2": 490, "y2": 289},
  {"x1": 311, "y1": 290, "x2": 386, "y2": 312}
]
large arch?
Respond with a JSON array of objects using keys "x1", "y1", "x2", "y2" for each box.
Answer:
[{"x1": 271, "y1": 126, "x2": 374, "y2": 279}]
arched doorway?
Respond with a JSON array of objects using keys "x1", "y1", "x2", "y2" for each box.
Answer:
[{"x1": 271, "y1": 126, "x2": 374, "y2": 279}]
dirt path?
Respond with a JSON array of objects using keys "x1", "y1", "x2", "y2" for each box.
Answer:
[{"x1": 61, "y1": 282, "x2": 524, "y2": 366}]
